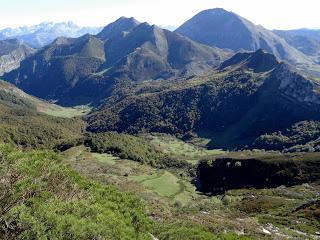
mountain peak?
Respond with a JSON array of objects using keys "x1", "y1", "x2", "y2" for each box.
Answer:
[
  {"x1": 198, "y1": 8, "x2": 233, "y2": 15},
  {"x1": 97, "y1": 17, "x2": 140, "y2": 40},
  {"x1": 220, "y1": 49, "x2": 279, "y2": 73},
  {"x1": 117, "y1": 16, "x2": 139, "y2": 23}
]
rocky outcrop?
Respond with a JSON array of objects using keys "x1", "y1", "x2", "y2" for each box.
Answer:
[
  {"x1": 271, "y1": 63, "x2": 320, "y2": 105},
  {"x1": 0, "y1": 39, "x2": 35, "y2": 76}
]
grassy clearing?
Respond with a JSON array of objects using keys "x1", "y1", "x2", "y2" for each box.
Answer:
[
  {"x1": 147, "y1": 134, "x2": 225, "y2": 164},
  {"x1": 37, "y1": 103, "x2": 92, "y2": 118},
  {"x1": 63, "y1": 146, "x2": 197, "y2": 206},
  {"x1": 130, "y1": 171, "x2": 181, "y2": 197},
  {"x1": 91, "y1": 153, "x2": 119, "y2": 165}
]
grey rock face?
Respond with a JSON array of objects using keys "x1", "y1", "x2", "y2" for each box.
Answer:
[
  {"x1": 0, "y1": 39, "x2": 35, "y2": 76},
  {"x1": 273, "y1": 64, "x2": 320, "y2": 105}
]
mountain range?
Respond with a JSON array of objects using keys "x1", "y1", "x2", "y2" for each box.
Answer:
[
  {"x1": 0, "y1": 21, "x2": 102, "y2": 48},
  {"x1": 273, "y1": 29, "x2": 320, "y2": 60},
  {"x1": 175, "y1": 8, "x2": 320, "y2": 75},
  {"x1": 1, "y1": 9, "x2": 320, "y2": 151},
  {"x1": 3, "y1": 17, "x2": 230, "y2": 104},
  {"x1": 1, "y1": 7, "x2": 320, "y2": 240},
  {"x1": 87, "y1": 49, "x2": 320, "y2": 150}
]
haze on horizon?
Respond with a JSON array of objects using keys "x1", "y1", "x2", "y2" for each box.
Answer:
[{"x1": 1, "y1": 0, "x2": 320, "y2": 30}]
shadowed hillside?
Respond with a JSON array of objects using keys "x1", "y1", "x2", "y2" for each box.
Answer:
[
  {"x1": 87, "y1": 50, "x2": 320, "y2": 150},
  {"x1": 3, "y1": 17, "x2": 231, "y2": 105}
]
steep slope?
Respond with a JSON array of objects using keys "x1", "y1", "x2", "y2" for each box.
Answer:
[
  {"x1": 101, "y1": 22, "x2": 230, "y2": 82},
  {"x1": 97, "y1": 17, "x2": 140, "y2": 40},
  {"x1": 4, "y1": 17, "x2": 230, "y2": 104},
  {"x1": 4, "y1": 34, "x2": 106, "y2": 104},
  {"x1": 0, "y1": 80, "x2": 85, "y2": 149},
  {"x1": 175, "y1": 8, "x2": 320, "y2": 74},
  {"x1": 87, "y1": 50, "x2": 320, "y2": 150},
  {"x1": 0, "y1": 39, "x2": 35, "y2": 76},
  {"x1": 0, "y1": 21, "x2": 102, "y2": 48}
]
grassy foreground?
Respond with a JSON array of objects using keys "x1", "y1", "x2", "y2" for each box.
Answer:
[{"x1": 0, "y1": 144, "x2": 152, "y2": 239}]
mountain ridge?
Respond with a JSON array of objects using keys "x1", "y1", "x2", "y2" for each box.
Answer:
[
  {"x1": 87, "y1": 49, "x2": 320, "y2": 151},
  {"x1": 3, "y1": 17, "x2": 231, "y2": 104},
  {"x1": 0, "y1": 21, "x2": 102, "y2": 48},
  {"x1": 175, "y1": 8, "x2": 320, "y2": 75}
]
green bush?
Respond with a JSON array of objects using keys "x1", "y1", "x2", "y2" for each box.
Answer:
[
  {"x1": 0, "y1": 144, "x2": 151, "y2": 239},
  {"x1": 85, "y1": 132, "x2": 163, "y2": 164},
  {"x1": 154, "y1": 221, "x2": 252, "y2": 240},
  {"x1": 0, "y1": 103, "x2": 85, "y2": 150}
]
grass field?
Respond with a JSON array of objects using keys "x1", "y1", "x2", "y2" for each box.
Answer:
[
  {"x1": 91, "y1": 153, "x2": 119, "y2": 165},
  {"x1": 36, "y1": 103, "x2": 92, "y2": 118},
  {"x1": 130, "y1": 171, "x2": 182, "y2": 197},
  {"x1": 63, "y1": 145, "x2": 197, "y2": 206},
  {"x1": 146, "y1": 134, "x2": 226, "y2": 164}
]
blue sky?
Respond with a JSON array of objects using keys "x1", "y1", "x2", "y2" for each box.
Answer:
[{"x1": 1, "y1": 0, "x2": 319, "y2": 30}]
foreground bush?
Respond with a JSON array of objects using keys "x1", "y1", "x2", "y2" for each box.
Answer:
[{"x1": 0, "y1": 144, "x2": 151, "y2": 239}]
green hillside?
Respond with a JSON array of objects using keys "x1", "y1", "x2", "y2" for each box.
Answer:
[
  {"x1": 87, "y1": 50, "x2": 320, "y2": 151},
  {"x1": 0, "y1": 80, "x2": 85, "y2": 149}
]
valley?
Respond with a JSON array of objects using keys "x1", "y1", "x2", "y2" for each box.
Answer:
[
  {"x1": 60, "y1": 134, "x2": 320, "y2": 239},
  {"x1": 0, "y1": 5, "x2": 320, "y2": 240}
]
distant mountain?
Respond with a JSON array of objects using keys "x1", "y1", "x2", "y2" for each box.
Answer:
[
  {"x1": 4, "y1": 34, "x2": 106, "y2": 104},
  {"x1": 0, "y1": 22, "x2": 102, "y2": 48},
  {"x1": 278, "y1": 29, "x2": 320, "y2": 41},
  {"x1": 3, "y1": 17, "x2": 231, "y2": 104},
  {"x1": 0, "y1": 39, "x2": 35, "y2": 76},
  {"x1": 175, "y1": 8, "x2": 320, "y2": 74},
  {"x1": 87, "y1": 50, "x2": 320, "y2": 151},
  {"x1": 274, "y1": 29, "x2": 320, "y2": 61}
]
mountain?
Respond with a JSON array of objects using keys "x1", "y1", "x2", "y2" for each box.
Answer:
[
  {"x1": 0, "y1": 39, "x2": 35, "y2": 76},
  {"x1": 278, "y1": 29, "x2": 320, "y2": 41},
  {"x1": 175, "y1": 8, "x2": 320, "y2": 74},
  {"x1": 273, "y1": 29, "x2": 320, "y2": 61},
  {"x1": 87, "y1": 50, "x2": 320, "y2": 151},
  {"x1": 97, "y1": 17, "x2": 140, "y2": 40},
  {"x1": 3, "y1": 17, "x2": 231, "y2": 104},
  {"x1": 0, "y1": 22, "x2": 102, "y2": 48},
  {"x1": 99, "y1": 21, "x2": 230, "y2": 82},
  {"x1": 4, "y1": 34, "x2": 106, "y2": 104}
]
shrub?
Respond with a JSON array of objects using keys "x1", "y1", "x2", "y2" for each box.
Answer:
[{"x1": 0, "y1": 144, "x2": 151, "y2": 239}]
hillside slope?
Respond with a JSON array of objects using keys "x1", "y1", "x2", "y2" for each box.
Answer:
[
  {"x1": 0, "y1": 39, "x2": 35, "y2": 76},
  {"x1": 0, "y1": 80, "x2": 85, "y2": 149},
  {"x1": 3, "y1": 18, "x2": 230, "y2": 105},
  {"x1": 87, "y1": 50, "x2": 320, "y2": 150},
  {"x1": 175, "y1": 8, "x2": 320, "y2": 75}
]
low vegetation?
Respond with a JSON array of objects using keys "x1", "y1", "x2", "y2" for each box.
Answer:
[
  {"x1": 0, "y1": 103, "x2": 85, "y2": 150},
  {"x1": 85, "y1": 132, "x2": 164, "y2": 164},
  {"x1": 0, "y1": 144, "x2": 152, "y2": 239}
]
